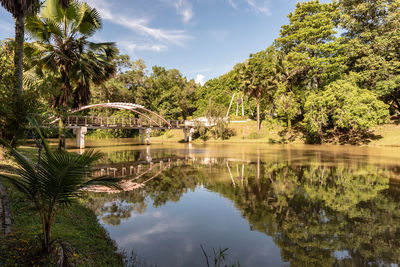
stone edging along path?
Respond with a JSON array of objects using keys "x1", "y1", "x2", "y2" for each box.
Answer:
[{"x1": 0, "y1": 182, "x2": 11, "y2": 236}]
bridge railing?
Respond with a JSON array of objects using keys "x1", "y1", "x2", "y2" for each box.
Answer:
[{"x1": 63, "y1": 116, "x2": 188, "y2": 129}]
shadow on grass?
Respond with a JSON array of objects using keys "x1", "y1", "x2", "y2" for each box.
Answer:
[{"x1": 0, "y1": 164, "x2": 20, "y2": 176}]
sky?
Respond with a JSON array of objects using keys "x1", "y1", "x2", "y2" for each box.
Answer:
[{"x1": 0, "y1": 0, "x2": 307, "y2": 85}]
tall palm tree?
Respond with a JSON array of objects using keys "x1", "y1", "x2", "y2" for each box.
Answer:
[
  {"x1": 25, "y1": 0, "x2": 117, "y2": 109},
  {"x1": 0, "y1": 0, "x2": 70, "y2": 94},
  {"x1": 0, "y1": 0, "x2": 38, "y2": 94},
  {"x1": 238, "y1": 47, "x2": 277, "y2": 131},
  {"x1": 0, "y1": 118, "x2": 120, "y2": 253}
]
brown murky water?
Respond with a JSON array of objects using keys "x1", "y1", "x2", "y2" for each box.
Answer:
[{"x1": 72, "y1": 139, "x2": 400, "y2": 266}]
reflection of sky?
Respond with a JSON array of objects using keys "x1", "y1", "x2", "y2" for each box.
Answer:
[{"x1": 100, "y1": 187, "x2": 284, "y2": 267}]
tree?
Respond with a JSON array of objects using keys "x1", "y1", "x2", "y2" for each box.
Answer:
[
  {"x1": 25, "y1": 0, "x2": 117, "y2": 109},
  {"x1": 238, "y1": 47, "x2": 277, "y2": 131},
  {"x1": 275, "y1": 0, "x2": 347, "y2": 95},
  {"x1": 0, "y1": 119, "x2": 120, "y2": 253},
  {"x1": 339, "y1": 0, "x2": 400, "y2": 112},
  {"x1": 273, "y1": 52, "x2": 300, "y2": 129},
  {"x1": 194, "y1": 69, "x2": 241, "y2": 118},
  {"x1": 0, "y1": 0, "x2": 38, "y2": 94},
  {"x1": 303, "y1": 78, "x2": 389, "y2": 143},
  {"x1": 0, "y1": 0, "x2": 70, "y2": 94}
]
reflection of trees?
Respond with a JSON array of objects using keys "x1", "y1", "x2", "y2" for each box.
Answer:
[
  {"x1": 86, "y1": 163, "x2": 200, "y2": 224},
  {"x1": 86, "y1": 157, "x2": 400, "y2": 265},
  {"x1": 85, "y1": 190, "x2": 148, "y2": 225},
  {"x1": 206, "y1": 162, "x2": 399, "y2": 266}
]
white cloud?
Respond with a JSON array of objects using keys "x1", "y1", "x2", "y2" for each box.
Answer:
[
  {"x1": 85, "y1": 0, "x2": 190, "y2": 46},
  {"x1": 245, "y1": 0, "x2": 271, "y2": 15},
  {"x1": 195, "y1": 74, "x2": 205, "y2": 85},
  {"x1": 118, "y1": 41, "x2": 168, "y2": 52},
  {"x1": 225, "y1": 0, "x2": 271, "y2": 15},
  {"x1": 227, "y1": 0, "x2": 238, "y2": 9},
  {"x1": 117, "y1": 221, "x2": 187, "y2": 245},
  {"x1": 173, "y1": 0, "x2": 194, "y2": 23}
]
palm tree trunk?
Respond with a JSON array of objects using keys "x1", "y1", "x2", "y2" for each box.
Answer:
[
  {"x1": 58, "y1": 119, "x2": 66, "y2": 151},
  {"x1": 257, "y1": 97, "x2": 260, "y2": 132},
  {"x1": 14, "y1": 14, "x2": 24, "y2": 94},
  {"x1": 43, "y1": 221, "x2": 52, "y2": 253}
]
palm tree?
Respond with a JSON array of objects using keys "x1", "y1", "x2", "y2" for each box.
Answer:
[
  {"x1": 25, "y1": 0, "x2": 117, "y2": 109},
  {"x1": 0, "y1": 0, "x2": 38, "y2": 94},
  {"x1": 238, "y1": 47, "x2": 277, "y2": 131},
  {"x1": 0, "y1": 0, "x2": 70, "y2": 94},
  {"x1": 0, "y1": 118, "x2": 120, "y2": 253}
]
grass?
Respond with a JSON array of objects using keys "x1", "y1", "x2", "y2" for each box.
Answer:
[
  {"x1": 0, "y1": 186, "x2": 124, "y2": 266},
  {"x1": 151, "y1": 120, "x2": 304, "y2": 144},
  {"x1": 0, "y1": 147, "x2": 124, "y2": 267},
  {"x1": 150, "y1": 119, "x2": 400, "y2": 146}
]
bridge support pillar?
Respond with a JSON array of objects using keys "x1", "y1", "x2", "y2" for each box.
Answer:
[
  {"x1": 140, "y1": 128, "x2": 152, "y2": 145},
  {"x1": 188, "y1": 128, "x2": 194, "y2": 143},
  {"x1": 146, "y1": 128, "x2": 152, "y2": 145},
  {"x1": 184, "y1": 128, "x2": 195, "y2": 142},
  {"x1": 73, "y1": 127, "x2": 87, "y2": 149}
]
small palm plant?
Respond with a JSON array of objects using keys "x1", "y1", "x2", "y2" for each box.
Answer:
[{"x1": 0, "y1": 118, "x2": 120, "y2": 253}]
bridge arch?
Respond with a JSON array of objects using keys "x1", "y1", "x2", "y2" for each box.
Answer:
[{"x1": 70, "y1": 102, "x2": 172, "y2": 127}]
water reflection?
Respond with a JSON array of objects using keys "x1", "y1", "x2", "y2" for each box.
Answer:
[{"x1": 84, "y1": 144, "x2": 400, "y2": 266}]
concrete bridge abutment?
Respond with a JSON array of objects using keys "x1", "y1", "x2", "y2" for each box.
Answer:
[
  {"x1": 140, "y1": 128, "x2": 152, "y2": 145},
  {"x1": 73, "y1": 127, "x2": 87, "y2": 149},
  {"x1": 183, "y1": 128, "x2": 195, "y2": 143}
]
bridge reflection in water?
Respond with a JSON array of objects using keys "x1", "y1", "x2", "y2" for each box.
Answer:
[
  {"x1": 88, "y1": 157, "x2": 190, "y2": 193},
  {"x1": 83, "y1": 145, "x2": 400, "y2": 266}
]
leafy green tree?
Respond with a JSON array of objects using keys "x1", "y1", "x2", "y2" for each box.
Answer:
[
  {"x1": 274, "y1": 89, "x2": 299, "y2": 129},
  {"x1": 238, "y1": 47, "x2": 277, "y2": 131},
  {"x1": 140, "y1": 66, "x2": 198, "y2": 120},
  {"x1": 303, "y1": 79, "x2": 389, "y2": 142},
  {"x1": 25, "y1": 0, "x2": 117, "y2": 109},
  {"x1": 275, "y1": 0, "x2": 347, "y2": 94},
  {"x1": 0, "y1": 41, "x2": 43, "y2": 147},
  {"x1": 0, "y1": 119, "x2": 120, "y2": 253},
  {"x1": 0, "y1": 0, "x2": 69, "y2": 93},
  {"x1": 339, "y1": 0, "x2": 400, "y2": 112},
  {"x1": 195, "y1": 69, "x2": 241, "y2": 117},
  {"x1": 0, "y1": 0, "x2": 38, "y2": 94}
]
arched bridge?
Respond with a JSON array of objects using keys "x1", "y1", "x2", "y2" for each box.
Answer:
[{"x1": 49, "y1": 102, "x2": 196, "y2": 148}]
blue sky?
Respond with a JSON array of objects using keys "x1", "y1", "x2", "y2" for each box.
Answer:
[{"x1": 0, "y1": 0, "x2": 306, "y2": 84}]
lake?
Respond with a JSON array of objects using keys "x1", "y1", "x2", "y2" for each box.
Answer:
[{"x1": 75, "y1": 139, "x2": 400, "y2": 266}]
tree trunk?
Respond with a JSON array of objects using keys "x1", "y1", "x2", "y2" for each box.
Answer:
[
  {"x1": 42, "y1": 221, "x2": 52, "y2": 253},
  {"x1": 257, "y1": 97, "x2": 260, "y2": 132},
  {"x1": 14, "y1": 14, "x2": 25, "y2": 94},
  {"x1": 58, "y1": 119, "x2": 66, "y2": 151}
]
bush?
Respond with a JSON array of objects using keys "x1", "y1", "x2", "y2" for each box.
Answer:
[
  {"x1": 247, "y1": 131, "x2": 264, "y2": 139},
  {"x1": 164, "y1": 130, "x2": 174, "y2": 139},
  {"x1": 193, "y1": 126, "x2": 209, "y2": 141},
  {"x1": 303, "y1": 79, "x2": 389, "y2": 142}
]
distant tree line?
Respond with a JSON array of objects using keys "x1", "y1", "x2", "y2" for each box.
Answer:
[{"x1": 0, "y1": 0, "x2": 399, "y2": 145}]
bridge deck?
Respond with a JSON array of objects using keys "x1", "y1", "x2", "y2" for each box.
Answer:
[{"x1": 49, "y1": 116, "x2": 195, "y2": 129}]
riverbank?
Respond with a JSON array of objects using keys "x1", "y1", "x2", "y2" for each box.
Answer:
[
  {"x1": 0, "y1": 153, "x2": 125, "y2": 266},
  {"x1": 152, "y1": 121, "x2": 400, "y2": 147}
]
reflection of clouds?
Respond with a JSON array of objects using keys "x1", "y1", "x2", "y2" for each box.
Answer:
[{"x1": 117, "y1": 220, "x2": 188, "y2": 246}]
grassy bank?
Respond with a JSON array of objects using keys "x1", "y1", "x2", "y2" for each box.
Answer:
[
  {"x1": 152, "y1": 121, "x2": 400, "y2": 146},
  {"x1": 0, "y1": 148, "x2": 124, "y2": 267},
  {"x1": 0, "y1": 185, "x2": 124, "y2": 266}
]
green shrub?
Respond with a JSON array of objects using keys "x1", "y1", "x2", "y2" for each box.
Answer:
[{"x1": 247, "y1": 132, "x2": 264, "y2": 139}]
